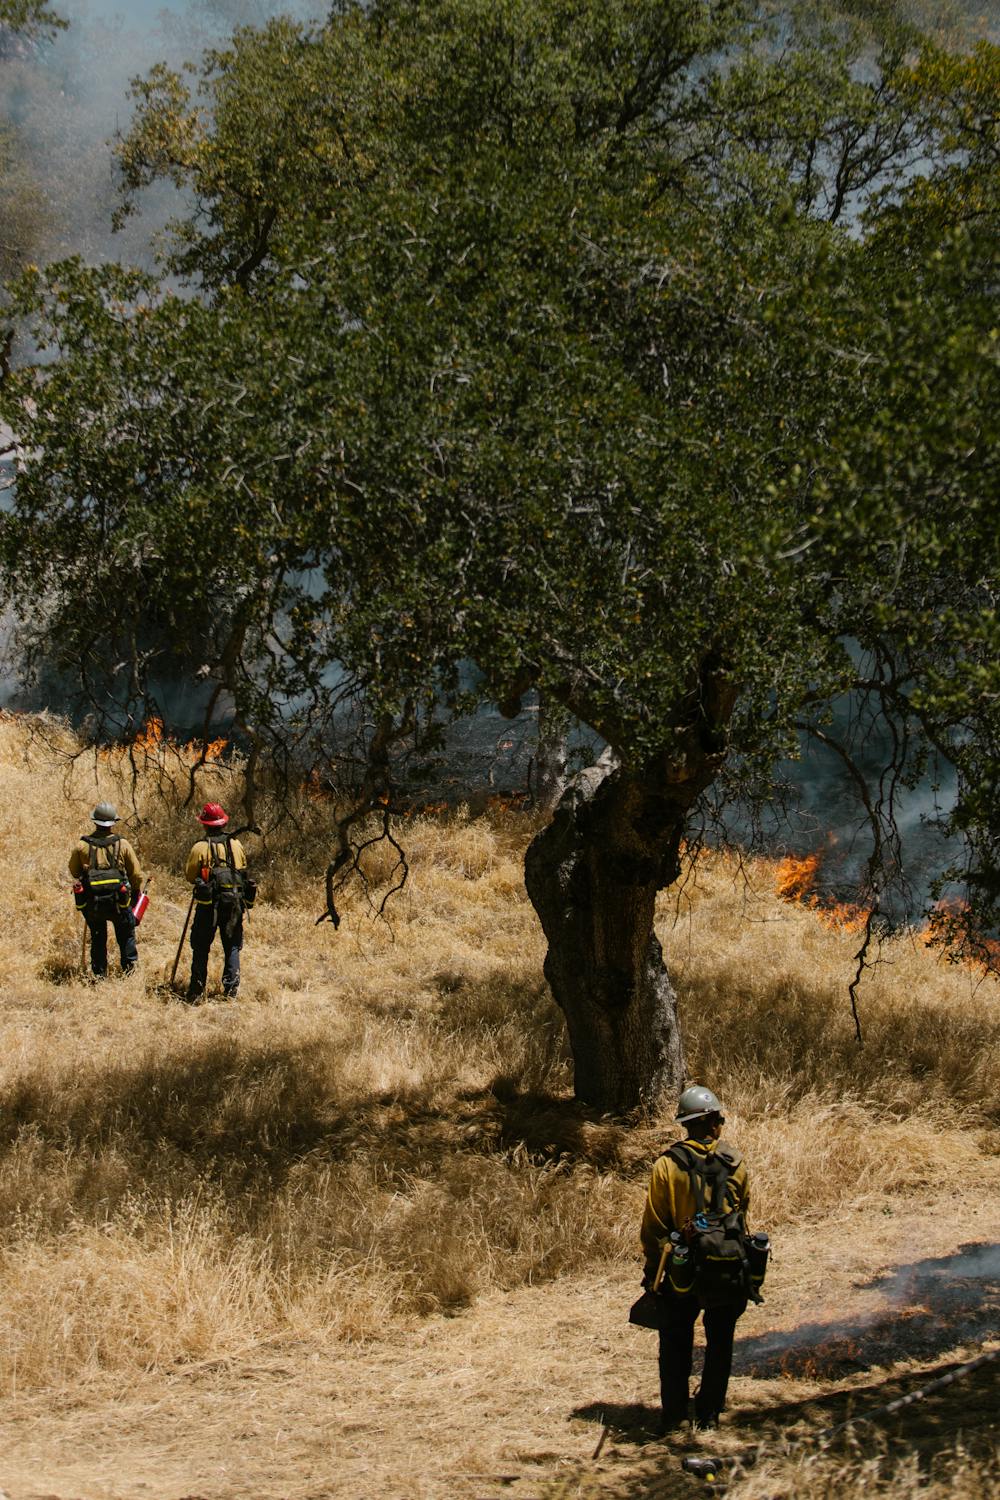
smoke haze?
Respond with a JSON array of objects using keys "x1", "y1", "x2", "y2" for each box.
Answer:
[{"x1": 1, "y1": 0, "x2": 324, "y2": 271}]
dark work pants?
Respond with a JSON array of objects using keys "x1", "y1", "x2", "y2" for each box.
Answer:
[
  {"x1": 188, "y1": 904, "x2": 243, "y2": 998},
  {"x1": 658, "y1": 1295, "x2": 746, "y2": 1423},
  {"x1": 87, "y1": 908, "x2": 138, "y2": 976}
]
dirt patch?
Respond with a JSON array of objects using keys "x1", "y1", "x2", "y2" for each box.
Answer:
[{"x1": 1, "y1": 1186, "x2": 996, "y2": 1500}]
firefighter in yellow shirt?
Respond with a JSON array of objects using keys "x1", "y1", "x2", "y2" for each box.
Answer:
[
  {"x1": 184, "y1": 802, "x2": 254, "y2": 1002},
  {"x1": 640, "y1": 1085, "x2": 753, "y2": 1433},
  {"x1": 69, "y1": 802, "x2": 144, "y2": 977}
]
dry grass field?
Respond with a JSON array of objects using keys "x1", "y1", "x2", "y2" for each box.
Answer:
[{"x1": 0, "y1": 711, "x2": 996, "y2": 1500}]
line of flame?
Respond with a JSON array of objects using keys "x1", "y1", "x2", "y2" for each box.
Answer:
[
  {"x1": 773, "y1": 848, "x2": 869, "y2": 933},
  {"x1": 98, "y1": 716, "x2": 228, "y2": 764}
]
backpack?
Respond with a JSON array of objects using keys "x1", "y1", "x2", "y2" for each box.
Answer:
[
  {"x1": 665, "y1": 1141, "x2": 759, "y2": 1309},
  {"x1": 203, "y1": 833, "x2": 244, "y2": 919},
  {"x1": 82, "y1": 835, "x2": 129, "y2": 919}
]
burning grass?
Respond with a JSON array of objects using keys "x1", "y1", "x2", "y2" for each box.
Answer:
[
  {"x1": 773, "y1": 845, "x2": 870, "y2": 932},
  {"x1": 0, "y1": 711, "x2": 998, "y2": 1420}
]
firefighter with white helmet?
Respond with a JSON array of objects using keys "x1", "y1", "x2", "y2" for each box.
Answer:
[
  {"x1": 640, "y1": 1084, "x2": 760, "y2": 1433},
  {"x1": 68, "y1": 802, "x2": 144, "y2": 977}
]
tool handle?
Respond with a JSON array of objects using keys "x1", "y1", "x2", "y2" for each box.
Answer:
[{"x1": 170, "y1": 891, "x2": 196, "y2": 985}]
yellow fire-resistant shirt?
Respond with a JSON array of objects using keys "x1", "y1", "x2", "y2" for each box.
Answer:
[
  {"x1": 69, "y1": 834, "x2": 144, "y2": 891},
  {"x1": 640, "y1": 1136, "x2": 751, "y2": 1277},
  {"x1": 184, "y1": 836, "x2": 247, "y2": 885}
]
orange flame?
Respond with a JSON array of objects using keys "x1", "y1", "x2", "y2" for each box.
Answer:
[
  {"x1": 99, "y1": 718, "x2": 228, "y2": 765},
  {"x1": 486, "y1": 790, "x2": 530, "y2": 812},
  {"x1": 405, "y1": 800, "x2": 450, "y2": 818},
  {"x1": 774, "y1": 846, "x2": 869, "y2": 933},
  {"x1": 774, "y1": 851, "x2": 822, "y2": 902},
  {"x1": 922, "y1": 898, "x2": 1000, "y2": 972},
  {"x1": 745, "y1": 1330, "x2": 869, "y2": 1380},
  {"x1": 304, "y1": 769, "x2": 331, "y2": 802},
  {"x1": 780, "y1": 1334, "x2": 866, "y2": 1380},
  {"x1": 401, "y1": 791, "x2": 530, "y2": 818},
  {"x1": 133, "y1": 715, "x2": 165, "y2": 751}
]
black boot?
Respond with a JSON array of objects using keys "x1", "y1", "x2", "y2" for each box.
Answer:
[{"x1": 660, "y1": 1408, "x2": 689, "y2": 1436}]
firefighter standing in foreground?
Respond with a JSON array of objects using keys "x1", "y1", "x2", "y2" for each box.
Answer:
[
  {"x1": 184, "y1": 802, "x2": 255, "y2": 1002},
  {"x1": 69, "y1": 802, "x2": 144, "y2": 977},
  {"x1": 640, "y1": 1085, "x2": 766, "y2": 1433}
]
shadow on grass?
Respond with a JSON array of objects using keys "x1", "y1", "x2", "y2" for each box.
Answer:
[
  {"x1": 488, "y1": 1082, "x2": 629, "y2": 1169},
  {"x1": 571, "y1": 1354, "x2": 999, "y2": 1496},
  {"x1": 0, "y1": 1011, "x2": 628, "y2": 1201},
  {"x1": 0, "y1": 1031, "x2": 339, "y2": 1166},
  {"x1": 39, "y1": 946, "x2": 87, "y2": 985}
]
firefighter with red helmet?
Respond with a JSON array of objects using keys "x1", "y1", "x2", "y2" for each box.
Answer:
[{"x1": 184, "y1": 803, "x2": 255, "y2": 1002}]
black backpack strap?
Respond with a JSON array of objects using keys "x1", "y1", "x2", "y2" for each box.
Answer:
[
  {"x1": 701, "y1": 1155, "x2": 732, "y2": 1216},
  {"x1": 666, "y1": 1142, "x2": 732, "y2": 1216},
  {"x1": 207, "y1": 833, "x2": 236, "y2": 872},
  {"x1": 666, "y1": 1142, "x2": 707, "y2": 1215},
  {"x1": 82, "y1": 834, "x2": 121, "y2": 867}
]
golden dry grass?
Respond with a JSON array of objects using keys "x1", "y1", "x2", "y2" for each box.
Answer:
[
  {"x1": 0, "y1": 711, "x2": 997, "y2": 1498},
  {"x1": 726, "y1": 1443, "x2": 1000, "y2": 1500}
]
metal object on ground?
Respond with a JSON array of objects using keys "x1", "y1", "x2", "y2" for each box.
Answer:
[{"x1": 683, "y1": 1456, "x2": 722, "y2": 1479}]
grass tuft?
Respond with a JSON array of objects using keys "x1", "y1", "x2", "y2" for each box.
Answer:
[{"x1": 0, "y1": 712, "x2": 996, "y2": 1420}]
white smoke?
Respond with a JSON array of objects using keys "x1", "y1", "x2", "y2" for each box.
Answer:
[
  {"x1": 737, "y1": 1241, "x2": 1000, "y2": 1378},
  {"x1": 1, "y1": 0, "x2": 325, "y2": 273}
]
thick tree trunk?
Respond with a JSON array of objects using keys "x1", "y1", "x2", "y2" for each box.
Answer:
[{"x1": 524, "y1": 750, "x2": 705, "y2": 1113}]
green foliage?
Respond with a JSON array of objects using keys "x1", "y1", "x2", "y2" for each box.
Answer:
[
  {"x1": 1, "y1": 0, "x2": 998, "y2": 945},
  {"x1": 0, "y1": 0, "x2": 63, "y2": 36}
]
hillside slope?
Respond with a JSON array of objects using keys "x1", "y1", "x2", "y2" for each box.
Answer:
[{"x1": 0, "y1": 714, "x2": 995, "y2": 1498}]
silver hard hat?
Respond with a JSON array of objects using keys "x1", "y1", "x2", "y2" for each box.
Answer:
[
  {"x1": 676, "y1": 1084, "x2": 725, "y2": 1124},
  {"x1": 91, "y1": 801, "x2": 120, "y2": 825}
]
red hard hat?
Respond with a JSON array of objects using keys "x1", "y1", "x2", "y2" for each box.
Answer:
[{"x1": 198, "y1": 802, "x2": 228, "y2": 827}]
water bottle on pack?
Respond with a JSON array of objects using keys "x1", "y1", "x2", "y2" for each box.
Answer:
[
  {"x1": 747, "y1": 1230, "x2": 770, "y2": 1293},
  {"x1": 668, "y1": 1240, "x2": 695, "y2": 1295}
]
